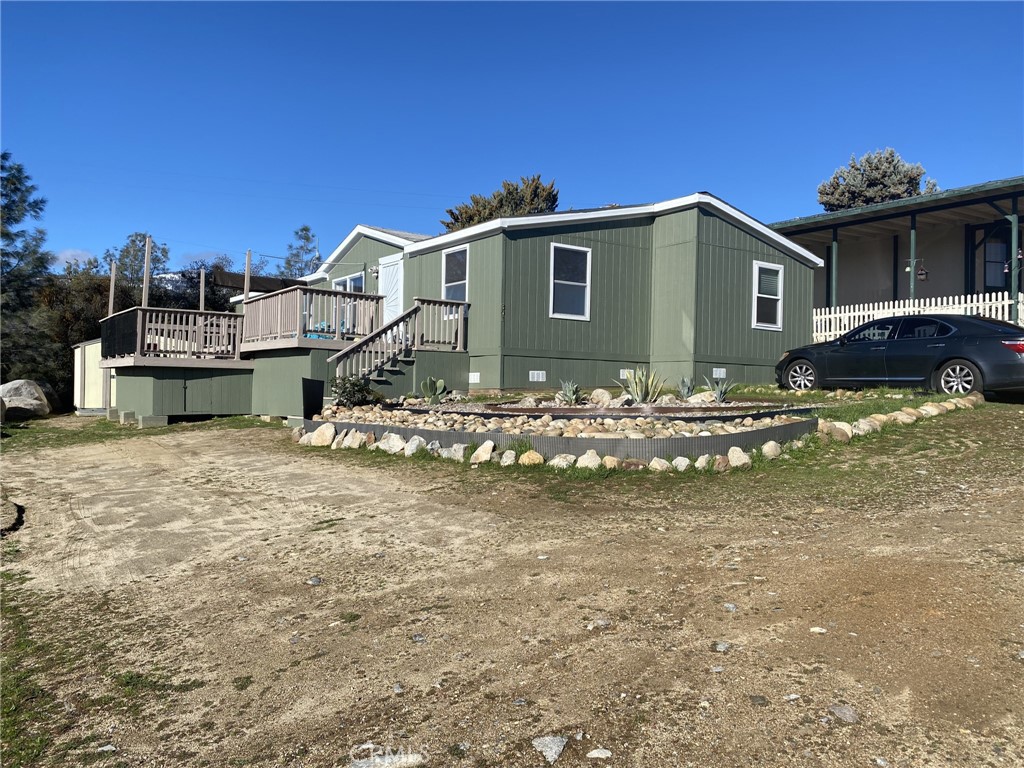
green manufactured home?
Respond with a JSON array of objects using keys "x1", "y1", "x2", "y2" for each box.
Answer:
[{"x1": 99, "y1": 193, "x2": 821, "y2": 420}]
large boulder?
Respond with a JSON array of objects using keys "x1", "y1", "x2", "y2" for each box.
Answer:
[{"x1": 0, "y1": 380, "x2": 52, "y2": 419}]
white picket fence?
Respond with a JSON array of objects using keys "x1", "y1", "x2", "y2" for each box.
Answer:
[{"x1": 813, "y1": 291, "x2": 1024, "y2": 342}]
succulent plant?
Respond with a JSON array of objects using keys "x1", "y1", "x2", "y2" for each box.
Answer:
[
  {"x1": 614, "y1": 367, "x2": 665, "y2": 404},
  {"x1": 420, "y1": 376, "x2": 446, "y2": 405},
  {"x1": 703, "y1": 375, "x2": 736, "y2": 405},
  {"x1": 556, "y1": 379, "x2": 584, "y2": 406},
  {"x1": 679, "y1": 376, "x2": 696, "y2": 399}
]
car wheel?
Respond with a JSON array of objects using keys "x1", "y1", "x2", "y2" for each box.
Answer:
[
  {"x1": 936, "y1": 359, "x2": 982, "y2": 395},
  {"x1": 784, "y1": 360, "x2": 817, "y2": 391}
]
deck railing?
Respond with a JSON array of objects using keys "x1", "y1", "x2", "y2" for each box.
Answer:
[
  {"x1": 329, "y1": 298, "x2": 469, "y2": 380},
  {"x1": 240, "y1": 286, "x2": 383, "y2": 345},
  {"x1": 100, "y1": 307, "x2": 242, "y2": 360},
  {"x1": 813, "y1": 290, "x2": 1024, "y2": 342}
]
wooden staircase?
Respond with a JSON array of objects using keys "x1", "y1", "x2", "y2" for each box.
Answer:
[{"x1": 327, "y1": 298, "x2": 468, "y2": 381}]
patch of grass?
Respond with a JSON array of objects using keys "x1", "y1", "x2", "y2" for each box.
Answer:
[
  {"x1": 233, "y1": 675, "x2": 254, "y2": 696},
  {"x1": 0, "y1": 415, "x2": 284, "y2": 455},
  {"x1": 340, "y1": 611, "x2": 361, "y2": 623}
]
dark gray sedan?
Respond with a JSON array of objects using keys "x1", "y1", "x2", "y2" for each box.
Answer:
[{"x1": 776, "y1": 314, "x2": 1024, "y2": 394}]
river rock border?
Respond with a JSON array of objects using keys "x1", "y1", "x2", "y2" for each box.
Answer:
[{"x1": 295, "y1": 392, "x2": 986, "y2": 472}]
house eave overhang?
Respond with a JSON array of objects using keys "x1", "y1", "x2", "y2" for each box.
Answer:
[
  {"x1": 405, "y1": 193, "x2": 824, "y2": 268},
  {"x1": 301, "y1": 225, "x2": 418, "y2": 283},
  {"x1": 770, "y1": 176, "x2": 1024, "y2": 236}
]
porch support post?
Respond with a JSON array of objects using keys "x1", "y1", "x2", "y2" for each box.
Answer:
[
  {"x1": 107, "y1": 261, "x2": 118, "y2": 316},
  {"x1": 243, "y1": 249, "x2": 252, "y2": 301},
  {"x1": 141, "y1": 235, "x2": 152, "y2": 308},
  {"x1": 830, "y1": 227, "x2": 838, "y2": 307},
  {"x1": 909, "y1": 214, "x2": 918, "y2": 301},
  {"x1": 891, "y1": 235, "x2": 900, "y2": 301},
  {"x1": 199, "y1": 268, "x2": 206, "y2": 312},
  {"x1": 1008, "y1": 199, "x2": 1019, "y2": 324}
]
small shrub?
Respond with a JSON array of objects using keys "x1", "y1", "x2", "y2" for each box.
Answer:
[
  {"x1": 330, "y1": 376, "x2": 378, "y2": 408},
  {"x1": 614, "y1": 367, "x2": 665, "y2": 403},
  {"x1": 679, "y1": 376, "x2": 696, "y2": 399}
]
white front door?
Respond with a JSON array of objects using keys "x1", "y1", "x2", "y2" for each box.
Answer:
[{"x1": 378, "y1": 253, "x2": 404, "y2": 324}]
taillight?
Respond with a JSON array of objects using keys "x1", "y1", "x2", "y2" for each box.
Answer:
[{"x1": 1002, "y1": 339, "x2": 1024, "y2": 354}]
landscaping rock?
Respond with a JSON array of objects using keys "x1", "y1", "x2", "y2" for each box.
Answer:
[
  {"x1": 761, "y1": 440, "x2": 782, "y2": 459},
  {"x1": 589, "y1": 388, "x2": 612, "y2": 406},
  {"x1": 671, "y1": 456, "x2": 692, "y2": 472},
  {"x1": 499, "y1": 449, "x2": 517, "y2": 466},
  {"x1": 331, "y1": 431, "x2": 348, "y2": 449},
  {"x1": 373, "y1": 432, "x2": 407, "y2": 455},
  {"x1": 713, "y1": 454, "x2": 731, "y2": 473},
  {"x1": 727, "y1": 447, "x2": 752, "y2": 469},
  {"x1": 439, "y1": 443, "x2": 467, "y2": 462},
  {"x1": 0, "y1": 379, "x2": 52, "y2": 419},
  {"x1": 608, "y1": 395, "x2": 634, "y2": 408},
  {"x1": 342, "y1": 430, "x2": 366, "y2": 449},
  {"x1": 827, "y1": 424, "x2": 852, "y2": 443},
  {"x1": 298, "y1": 432, "x2": 314, "y2": 446},
  {"x1": 291, "y1": 426, "x2": 305, "y2": 443},
  {"x1": 518, "y1": 450, "x2": 545, "y2": 466},
  {"x1": 309, "y1": 422, "x2": 337, "y2": 447},
  {"x1": 828, "y1": 703, "x2": 859, "y2": 724},
  {"x1": 831, "y1": 421, "x2": 854, "y2": 439},
  {"x1": 694, "y1": 454, "x2": 712, "y2": 471},
  {"x1": 404, "y1": 435, "x2": 427, "y2": 456},
  {"x1": 601, "y1": 455, "x2": 622, "y2": 470},
  {"x1": 425, "y1": 440, "x2": 441, "y2": 455},
  {"x1": 622, "y1": 458, "x2": 647, "y2": 471},
  {"x1": 547, "y1": 453, "x2": 577, "y2": 469},
  {"x1": 469, "y1": 440, "x2": 495, "y2": 464},
  {"x1": 586, "y1": 748, "x2": 612, "y2": 759},
  {"x1": 576, "y1": 450, "x2": 602, "y2": 470},
  {"x1": 648, "y1": 457, "x2": 672, "y2": 472}
]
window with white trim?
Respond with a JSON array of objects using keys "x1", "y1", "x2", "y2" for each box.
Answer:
[
  {"x1": 549, "y1": 243, "x2": 591, "y2": 321},
  {"x1": 332, "y1": 272, "x2": 364, "y2": 293},
  {"x1": 751, "y1": 261, "x2": 783, "y2": 330},
  {"x1": 442, "y1": 247, "x2": 467, "y2": 302}
]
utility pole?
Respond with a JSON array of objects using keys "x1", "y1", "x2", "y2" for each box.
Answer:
[{"x1": 141, "y1": 235, "x2": 153, "y2": 308}]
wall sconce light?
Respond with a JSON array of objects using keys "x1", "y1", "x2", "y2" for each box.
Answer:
[
  {"x1": 368, "y1": 266, "x2": 379, "y2": 278},
  {"x1": 916, "y1": 266, "x2": 928, "y2": 281}
]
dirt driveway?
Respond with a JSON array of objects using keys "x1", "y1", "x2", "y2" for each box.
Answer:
[{"x1": 2, "y1": 406, "x2": 1023, "y2": 767}]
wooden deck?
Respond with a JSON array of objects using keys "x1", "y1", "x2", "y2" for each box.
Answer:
[
  {"x1": 99, "y1": 307, "x2": 254, "y2": 369},
  {"x1": 239, "y1": 286, "x2": 383, "y2": 352}
]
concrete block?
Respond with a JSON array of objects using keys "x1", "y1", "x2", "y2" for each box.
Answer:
[
  {"x1": 119, "y1": 411, "x2": 136, "y2": 425},
  {"x1": 136, "y1": 415, "x2": 168, "y2": 429},
  {"x1": 106, "y1": 408, "x2": 119, "y2": 421}
]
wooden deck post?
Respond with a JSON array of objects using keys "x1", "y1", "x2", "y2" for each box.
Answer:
[
  {"x1": 107, "y1": 261, "x2": 117, "y2": 317},
  {"x1": 141, "y1": 235, "x2": 152, "y2": 308},
  {"x1": 243, "y1": 249, "x2": 252, "y2": 301},
  {"x1": 199, "y1": 267, "x2": 206, "y2": 312}
]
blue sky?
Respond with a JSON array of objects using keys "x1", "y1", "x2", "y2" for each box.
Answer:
[{"x1": 3, "y1": 1, "x2": 1022, "y2": 273}]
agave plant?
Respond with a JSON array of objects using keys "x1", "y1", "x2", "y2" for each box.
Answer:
[
  {"x1": 420, "y1": 376, "x2": 446, "y2": 405},
  {"x1": 702, "y1": 375, "x2": 735, "y2": 405},
  {"x1": 556, "y1": 379, "x2": 584, "y2": 406},
  {"x1": 614, "y1": 367, "x2": 665, "y2": 404},
  {"x1": 679, "y1": 376, "x2": 696, "y2": 399}
]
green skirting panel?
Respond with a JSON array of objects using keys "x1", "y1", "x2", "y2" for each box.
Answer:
[
  {"x1": 252, "y1": 349, "x2": 334, "y2": 418},
  {"x1": 114, "y1": 368, "x2": 253, "y2": 417},
  {"x1": 500, "y1": 355, "x2": 648, "y2": 391},
  {"x1": 414, "y1": 351, "x2": 469, "y2": 394},
  {"x1": 692, "y1": 360, "x2": 778, "y2": 386}
]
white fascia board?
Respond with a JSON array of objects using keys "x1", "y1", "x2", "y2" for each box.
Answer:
[
  {"x1": 404, "y1": 194, "x2": 824, "y2": 268},
  {"x1": 302, "y1": 225, "x2": 417, "y2": 281},
  {"x1": 229, "y1": 291, "x2": 265, "y2": 305}
]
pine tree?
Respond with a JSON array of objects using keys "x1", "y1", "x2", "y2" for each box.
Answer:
[
  {"x1": 817, "y1": 149, "x2": 939, "y2": 212},
  {"x1": 279, "y1": 225, "x2": 319, "y2": 277},
  {"x1": 441, "y1": 175, "x2": 559, "y2": 233}
]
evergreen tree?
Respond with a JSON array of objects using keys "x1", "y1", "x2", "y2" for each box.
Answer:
[
  {"x1": 103, "y1": 232, "x2": 170, "y2": 292},
  {"x1": 279, "y1": 225, "x2": 319, "y2": 277},
  {"x1": 817, "y1": 149, "x2": 939, "y2": 212},
  {"x1": 441, "y1": 175, "x2": 558, "y2": 233},
  {"x1": 1, "y1": 150, "x2": 55, "y2": 383}
]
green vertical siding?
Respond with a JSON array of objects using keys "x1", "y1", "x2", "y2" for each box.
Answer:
[
  {"x1": 650, "y1": 209, "x2": 699, "y2": 383},
  {"x1": 324, "y1": 236, "x2": 404, "y2": 295},
  {"x1": 500, "y1": 218, "x2": 653, "y2": 389},
  {"x1": 406, "y1": 234, "x2": 504, "y2": 385},
  {"x1": 693, "y1": 208, "x2": 814, "y2": 383},
  {"x1": 252, "y1": 350, "x2": 332, "y2": 417}
]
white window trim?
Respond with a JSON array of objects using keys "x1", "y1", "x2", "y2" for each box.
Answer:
[
  {"x1": 332, "y1": 270, "x2": 365, "y2": 292},
  {"x1": 751, "y1": 260, "x2": 784, "y2": 331},
  {"x1": 441, "y1": 245, "x2": 469, "y2": 303},
  {"x1": 549, "y1": 243, "x2": 592, "y2": 321}
]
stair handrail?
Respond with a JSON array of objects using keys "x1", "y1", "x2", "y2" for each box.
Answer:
[{"x1": 326, "y1": 305, "x2": 419, "y2": 363}]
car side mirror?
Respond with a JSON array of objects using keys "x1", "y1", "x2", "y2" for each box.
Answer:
[{"x1": 837, "y1": 336, "x2": 847, "y2": 347}]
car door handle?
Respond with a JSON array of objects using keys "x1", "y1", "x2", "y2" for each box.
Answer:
[
  {"x1": 870, "y1": 346, "x2": 886, "y2": 350},
  {"x1": 927, "y1": 343, "x2": 945, "y2": 348}
]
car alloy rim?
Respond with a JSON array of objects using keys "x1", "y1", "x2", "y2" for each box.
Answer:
[
  {"x1": 789, "y1": 364, "x2": 814, "y2": 390},
  {"x1": 941, "y1": 365, "x2": 973, "y2": 394}
]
